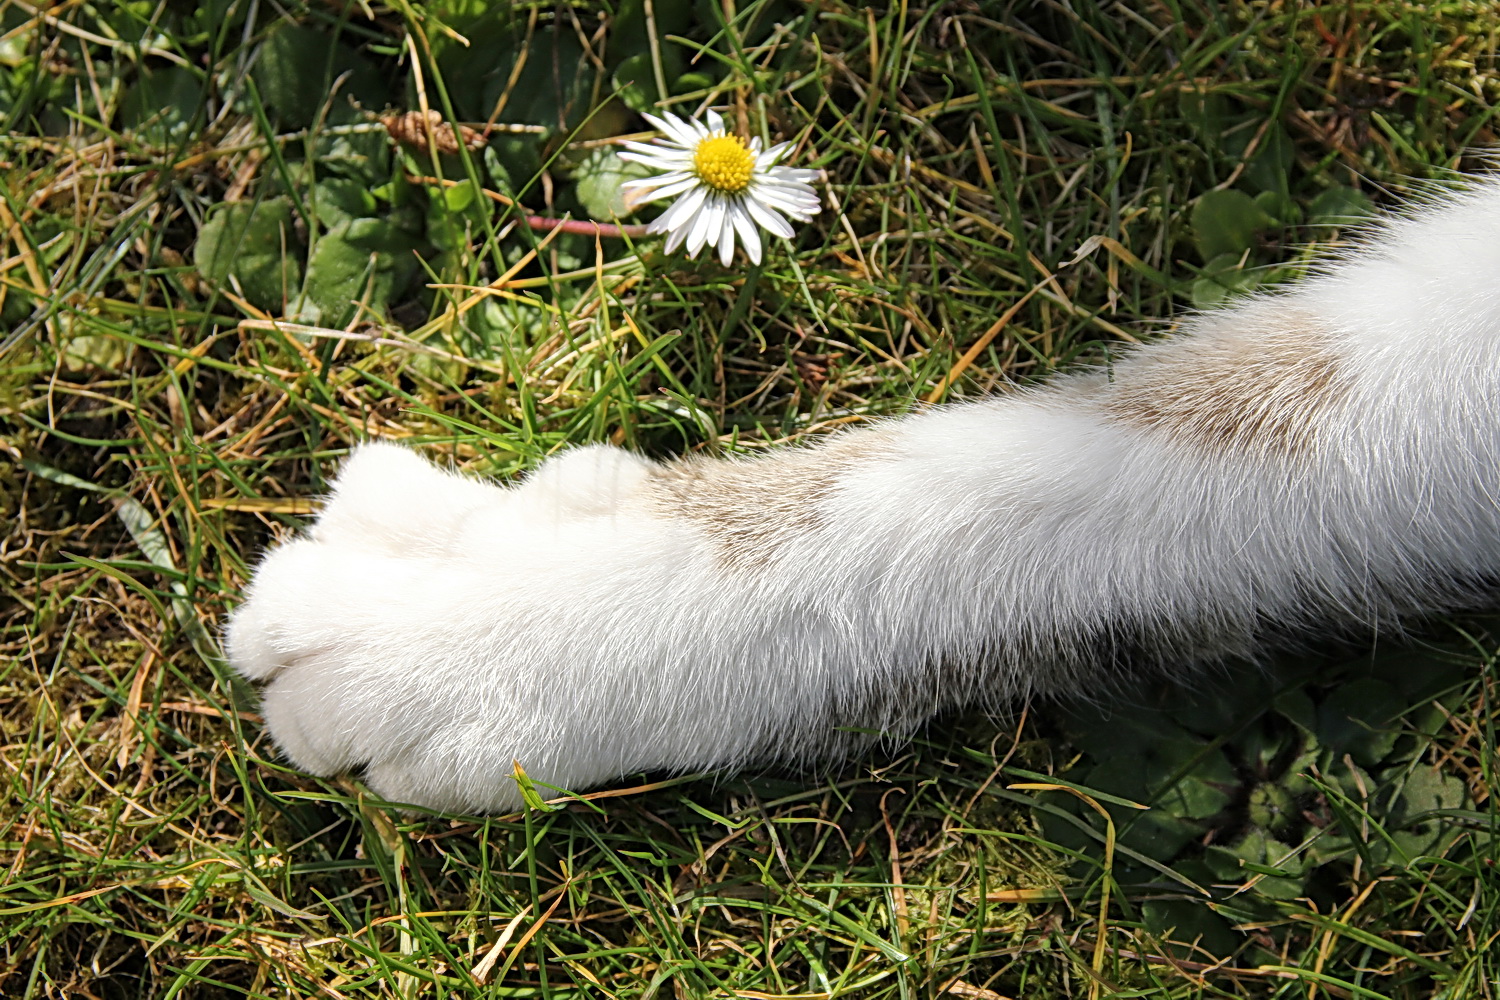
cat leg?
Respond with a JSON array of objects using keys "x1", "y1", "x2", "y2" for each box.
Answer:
[
  {"x1": 226, "y1": 175, "x2": 1500, "y2": 813},
  {"x1": 226, "y1": 443, "x2": 746, "y2": 812}
]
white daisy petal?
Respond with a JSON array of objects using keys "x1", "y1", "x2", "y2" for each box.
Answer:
[
  {"x1": 754, "y1": 175, "x2": 819, "y2": 196},
  {"x1": 730, "y1": 203, "x2": 762, "y2": 265},
  {"x1": 620, "y1": 140, "x2": 688, "y2": 158},
  {"x1": 686, "y1": 196, "x2": 720, "y2": 255},
  {"x1": 757, "y1": 142, "x2": 793, "y2": 167},
  {"x1": 755, "y1": 188, "x2": 821, "y2": 219},
  {"x1": 638, "y1": 112, "x2": 671, "y2": 133},
  {"x1": 742, "y1": 195, "x2": 796, "y2": 239},
  {"x1": 718, "y1": 213, "x2": 736, "y2": 266},
  {"x1": 755, "y1": 177, "x2": 821, "y2": 204},
  {"x1": 666, "y1": 120, "x2": 704, "y2": 148},
  {"x1": 620, "y1": 139, "x2": 667, "y2": 156},
  {"x1": 617, "y1": 111, "x2": 822, "y2": 263},
  {"x1": 618, "y1": 153, "x2": 691, "y2": 175},
  {"x1": 770, "y1": 167, "x2": 821, "y2": 184},
  {"x1": 621, "y1": 169, "x2": 692, "y2": 191},
  {"x1": 641, "y1": 113, "x2": 691, "y2": 148},
  {"x1": 658, "y1": 185, "x2": 709, "y2": 231},
  {"x1": 633, "y1": 175, "x2": 700, "y2": 201}
]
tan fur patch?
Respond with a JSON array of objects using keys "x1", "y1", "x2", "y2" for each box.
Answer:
[
  {"x1": 1102, "y1": 309, "x2": 1348, "y2": 455},
  {"x1": 652, "y1": 431, "x2": 893, "y2": 567}
]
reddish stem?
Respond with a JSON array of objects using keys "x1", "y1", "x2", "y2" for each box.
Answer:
[
  {"x1": 405, "y1": 175, "x2": 650, "y2": 240},
  {"x1": 521, "y1": 215, "x2": 649, "y2": 239}
]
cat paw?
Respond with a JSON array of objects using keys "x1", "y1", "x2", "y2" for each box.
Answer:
[{"x1": 225, "y1": 441, "x2": 701, "y2": 813}]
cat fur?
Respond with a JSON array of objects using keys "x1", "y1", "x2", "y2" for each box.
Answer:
[{"x1": 225, "y1": 173, "x2": 1500, "y2": 813}]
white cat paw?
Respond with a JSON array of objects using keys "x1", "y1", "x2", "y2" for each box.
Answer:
[{"x1": 226, "y1": 441, "x2": 706, "y2": 814}]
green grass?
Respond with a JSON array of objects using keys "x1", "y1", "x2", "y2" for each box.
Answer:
[{"x1": 3, "y1": 1, "x2": 1499, "y2": 997}]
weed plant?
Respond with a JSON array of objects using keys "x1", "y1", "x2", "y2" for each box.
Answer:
[{"x1": 2, "y1": 1, "x2": 1498, "y2": 997}]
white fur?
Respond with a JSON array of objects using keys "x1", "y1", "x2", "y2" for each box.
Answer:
[{"x1": 225, "y1": 176, "x2": 1500, "y2": 813}]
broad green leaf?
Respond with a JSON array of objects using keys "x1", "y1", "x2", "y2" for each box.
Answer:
[
  {"x1": 312, "y1": 178, "x2": 378, "y2": 232},
  {"x1": 1228, "y1": 829, "x2": 1305, "y2": 899},
  {"x1": 425, "y1": 180, "x2": 490, "y2": 259},
  {"x1": 313, "y1": 126, "x2": 392, "y2": 184},
  {"x1": 193, "y1": 199, "x2": 302, "y2": 311},
  {"x1": 1390, "y1": 765, "x2": 1469, "y2": 860},
  {"x1": 473, "y1": 27, "x2": 588, "y2": 128},
  {"x1": 1167, "y1": 672, "x2": 1274, "y2": 737},
  {"x1": 1273, "y1": 686, "x2": 1318, "y2": 733},
  {"x1": 1309, "y1": 185, "x2": 1377, "y2": 227},
  {"x1": 1236, "y1": 123, "x2": 1294, "y2": 196},
  {"x1": 294, "y1": 217, "x2": 421, "y2": 326},
  {"x1": 120, "y1": 65, "x2": 205, "y2": 143},
  {"x1": 1191, "y1": 188, "x2": 1275, "y2": 262},
  {"x1": 1141, "y1": 898, "x2": 1238, "y2": 959},
  {"x1": 1254, "y1": 189, "x2": 1300, "y2": 226},
  {"x1": 252, "y1": 24, "x2": 388, "y2": 127},
  {"x1": 1317, "y1": 678, "x2": 1404, "y2": 766},
  {"x1": 1191, "y1": 251, "x2": 1265, "y2": 309},
  {"x1": 613, "y1": 52, "x2": 660, "y2": 113},
  {"x1": 574, "y1": 147, "x2": 654, "y2": 220}
]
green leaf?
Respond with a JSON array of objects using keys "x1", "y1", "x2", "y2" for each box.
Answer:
[
  {"x1": 613, "y1": 52, "x2": 660, "y2": 113},
  {"x1": 1236, "y1": 123, "x2": 1294, "y2": 196},
  {"x1": 1246, "y1": 782, "x2": 1298, "y2": 832},
  {"x1": 1316, "y1": 678, "x2": 1404, "y2": 766},
  {"x1": 293, "y1": 218, "x2": 421, "y2": 326},
  {"x1": 312, "y1": 178, "x2": 378, "y2": 232},
  {"x1": 252, "y1": 24, "x2": 388, "y2": 128},
  {"x1": 1390, "y1": 765, "x2": 1469, "y2": 860},
  {"x1": 1309, "y1": 185, "x2": 1377, "y2": 227},
  {"x1": 612, "y1": 47, "x2": 686, "y2": 113},
  {"x1": 313, "y1": 126, "x2": 392, "y2": 184},
  {"x1": 573, "y1": 148, "x2": 655, "y2": 221},
  {"x1": 1167, "y1": 672, "x2": 1274, "y2": 737},
  {"x1": 1141, "y1": 899, "x2": 1239, "y2": 959},
  {"x1": 1117, "y1": 810, "x2": 1201, "y2": 859},
  {"x1": 1190, "y1": 251, "x2": 1262, "y2": 309},
  {"x1": 193, "y1": 199, "x2": 303, "y2": 311},
  {"x1": 1253, "y1": 189, "x2": 1300, "y2": 226},
  {"x1": 424, "y1": 179, "x2": 490, "y2": 258},
  {"x1": 1228, "y1": 829, "x2": 1305, "y2": 899},
  {"x1": 120, "y1": 65, "x2": 205, "y2": 144},
  {"x1": 1191, "y1": 189, "x2": 1275, "y2": 262},
  {"x1": 1273, "y1": 686, "x2": 1318, "y2": 733}
]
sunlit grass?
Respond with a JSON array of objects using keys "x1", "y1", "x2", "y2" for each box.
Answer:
[{"x1": 2, "y1": 1, "x2": 1498, "y2": 997}]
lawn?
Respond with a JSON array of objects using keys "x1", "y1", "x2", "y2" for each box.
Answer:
[{"x1": 2, "y1": 1, "x2": 1498, "y2": 997}]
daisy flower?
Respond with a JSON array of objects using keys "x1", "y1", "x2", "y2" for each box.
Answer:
[{"x1": 618, "y1": 110, "x2": 821, "y2": 266}]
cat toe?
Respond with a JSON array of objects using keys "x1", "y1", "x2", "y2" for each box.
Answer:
[
  {"x1": 259, "y1": 665, "x2": 360, "y2": 775},
  {"x1": 313, "y1": 441, "x2": 499, "y2": 555},
  {"x1": 518, "y1": 444, "x2": 656, "y2": 517}
]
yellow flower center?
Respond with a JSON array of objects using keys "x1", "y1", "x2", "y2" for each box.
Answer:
[{"x1": 692, "y1": 134, "x2": 755, "y2": 194}]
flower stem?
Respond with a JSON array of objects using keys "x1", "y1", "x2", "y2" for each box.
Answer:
[
  {"x1": 406, "y1": 174, "x2": 648, "y2": 239},
  {"x1": 520, "y1": 215, "x2": 649, "y2": 239}
]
